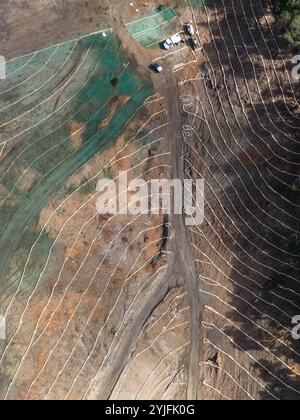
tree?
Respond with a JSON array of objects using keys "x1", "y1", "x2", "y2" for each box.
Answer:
[{"x1": 273, "y1": 0, "x2": 300, "y2": 47}]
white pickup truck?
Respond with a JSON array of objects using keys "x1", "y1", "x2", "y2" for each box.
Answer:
[{"x1": 163, "y1": 33, "x2": 182, "y2": 50}]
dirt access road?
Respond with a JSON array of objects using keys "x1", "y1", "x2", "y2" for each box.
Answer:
[
  {"x1": 107, "y1": 3, "x2": 206, "y2": 400},
  {"x1": 61, "y1": 2, "x2": 202, "y2": 399},
  {"x1": 167, "y1": 77, "x2": 206, "y2": 400}
]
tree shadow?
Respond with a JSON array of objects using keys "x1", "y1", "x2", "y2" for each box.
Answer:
[{"x1": 189, "y1": 0, "x2": 300, "y2": 400}]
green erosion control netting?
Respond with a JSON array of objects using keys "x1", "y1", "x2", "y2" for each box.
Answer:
[
  {"x1": 0, "y1": 31, "x2": 153, "y2": 291},
  {"x1": 127, "y1": 6, "x2": 178, "y2": 48},
  {"x1": 5, "y1": 51, "x2": 46, "y2": 77}
]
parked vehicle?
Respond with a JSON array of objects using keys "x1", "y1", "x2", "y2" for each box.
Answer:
[
  {"x1": 163, "y1": 33, "x2": 182, "y2": 50},
  {"x1": 151, "y1": 63, "x2": 163, "y2": 73},
  {"x1": 185, "y1": 22, "x2": 195, "y2": 37},
  {"x1": 188, "y1": 37, "x2": 199, "y2": 51},
  {"x1": 163, "y1": 38, "x2": 173, "y2": 50}
]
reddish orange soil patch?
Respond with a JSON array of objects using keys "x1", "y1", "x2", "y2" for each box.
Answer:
[
  {"x1": 98, "y1": 95, "x2": 129, "y2": 130},
  {"x1": 69, "y1": 121, "x2": 86, "y2": 150}
]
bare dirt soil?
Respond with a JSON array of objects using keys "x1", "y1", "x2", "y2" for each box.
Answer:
[{"x1": 0, "y1": 0, "x2": 299, "y2": 400}]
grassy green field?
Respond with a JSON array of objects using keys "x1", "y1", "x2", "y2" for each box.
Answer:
[{"x1": 126, "y1": 6, "x2": 178, "y2": 47}]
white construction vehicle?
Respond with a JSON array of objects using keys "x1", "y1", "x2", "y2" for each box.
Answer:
[{"x1": 163, "y1": 33, "x2": 182, "y2": 50}]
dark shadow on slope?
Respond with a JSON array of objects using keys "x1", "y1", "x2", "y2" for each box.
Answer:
[{"x1": 189, "y1": 0, "x2": 300, "y2": 400}]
